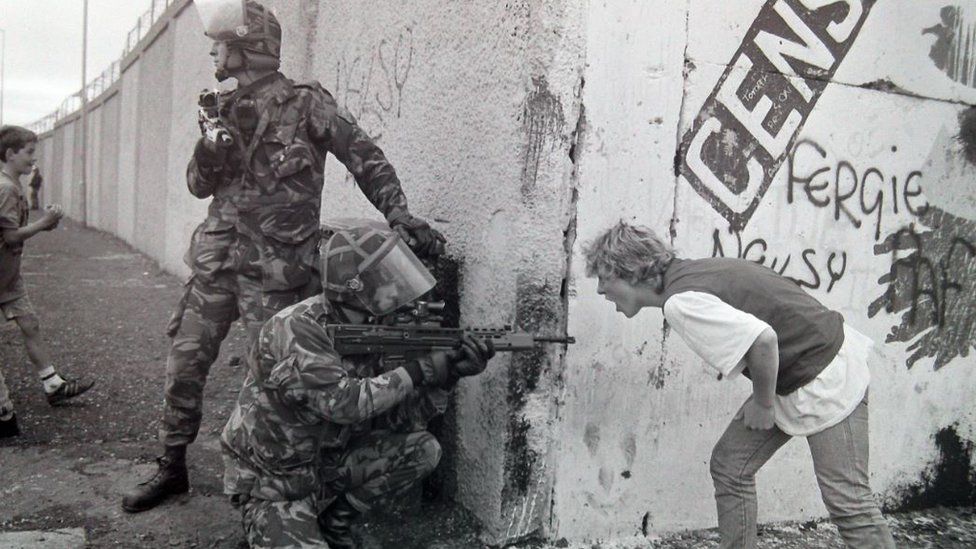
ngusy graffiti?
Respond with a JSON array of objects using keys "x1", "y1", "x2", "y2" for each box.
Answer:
[{"x1": 677, "y1": 0, "x2": 876, "y2": 230}]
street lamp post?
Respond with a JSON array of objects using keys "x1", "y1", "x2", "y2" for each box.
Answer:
[{"x1": 79, "y1": 1, "x2": 88, "y2": 226}]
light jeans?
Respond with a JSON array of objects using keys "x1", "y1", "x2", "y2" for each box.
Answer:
[{"x1": 709, "y1": 395, "x2": 895, "y2": 548}]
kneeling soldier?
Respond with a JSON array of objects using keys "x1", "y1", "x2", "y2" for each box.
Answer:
[{"x1": 221, "y1": 223, "x2": 493, "y2": 548}]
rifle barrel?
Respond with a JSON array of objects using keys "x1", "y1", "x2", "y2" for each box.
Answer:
[{"x1": 533, "y1": 336, "x2": 576, "y2": 344}]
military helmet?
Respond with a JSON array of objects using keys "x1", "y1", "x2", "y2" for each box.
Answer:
[
  {"x1": 194, "y1": 0, "x2": 281, "y2": 59},
  {"x1": 320, "y1": 220, "x2": 436, "y2": 316}
]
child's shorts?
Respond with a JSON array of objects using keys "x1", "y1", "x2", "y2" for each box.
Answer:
[{"x1": 1, "y1": 294, "x2": 35, "y2": 321}]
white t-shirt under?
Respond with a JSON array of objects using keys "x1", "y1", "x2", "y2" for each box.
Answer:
[{"x1": 663, "y1": 291, "x2": 870, "y2": 436}]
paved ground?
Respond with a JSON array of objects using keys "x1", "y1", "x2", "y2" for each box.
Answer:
[{"x1": 1, "y1": 216, "x2": 973, "y2": 548}]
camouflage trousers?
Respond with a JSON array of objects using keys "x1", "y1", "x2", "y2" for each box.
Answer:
[
  {"x1": 161, "y1": 273, "x2": 311, "y2": 448},
  {"x1": 238, "y1": 430, "x2": 441, "y2": 549}
]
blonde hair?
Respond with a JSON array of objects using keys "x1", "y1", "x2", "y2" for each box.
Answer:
[{"x1": 583, "y1": 221, "x2": 675, "y2": 288}]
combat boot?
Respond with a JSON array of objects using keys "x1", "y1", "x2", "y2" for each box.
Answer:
[
  {"x1": 318, "y1": 496, "x2": 361, "y2": 549},
  {"x1": 0, "y1": 413, "x2": 19, "y2": 439},
  {"x1": 121, "y1": 446, "x2": 189, "y2": 513}
]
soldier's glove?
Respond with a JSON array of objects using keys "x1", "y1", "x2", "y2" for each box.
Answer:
[
  {"x1": 390, "y1": 214, "x2": 446, "y2": 259},
  {"x1": 416, "y1": 349, "x2": 455, "y2": 388},
  {"x1": 411, "y1": 334, "x2": 494, "y2": 388},
  {"x1": 450, "y1": 333, "x2": 496, "y2": 378},
  {"x1": 193, "y1": 137, "x2": 228, "y2": 169}
]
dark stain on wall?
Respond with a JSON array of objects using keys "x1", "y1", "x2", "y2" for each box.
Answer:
[
  {"x1": 858, "y1": 78, "x2": 917, "y2": 97},
  {"x1": 423, "y1": 255, "x2": 463, "y2": 501},
  {"x1": 503, "y1": 416, "x2": 539, "y2": 499},
  {"x1": 502, "y1": 279, "x2": 562, "y2": 502},
  {"x1": 956, "y1": 106, "x2": 976, "y2": 165},
  {"x1": 885, "y1": 425, "x2": 976, "y2": 512},
  {"x1": 649, "y1": 323, "x2": 671, "y2": 389},
  {"x1": 868, "y1": 207, "x2": 976, "y2": 369},
  {"x1": 923, "y1": 5, "x2": 976, "y2": 88},
  {"x1": 520, "y1": 76, "x2": 565, "y2": 198},
  {"x1": 507, "y1": 280, "x2": 560, "y2": 407},
  {"x1": 429, "y1": 255, "x2": 462, "y2": 329}
]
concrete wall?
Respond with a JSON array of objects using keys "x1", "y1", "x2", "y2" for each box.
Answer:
[
  {"x1": 269, "y1": 1, "x2": 585, "y2": 540},
  {"x1": 558, "y1": 0, "x2": 976, "y2": 543},
  {"x1": 32, "y1": 0, "x2": 976, "y2": 545}
]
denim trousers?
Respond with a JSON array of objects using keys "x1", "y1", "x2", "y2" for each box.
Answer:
[{"x1": 709, "y1": 396, "x2": 895, "y2": 548}]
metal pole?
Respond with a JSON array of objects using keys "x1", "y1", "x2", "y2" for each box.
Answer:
[
  {"x1": 79, "y1": 0, "x2": 88, "y2": 226},
  {"x1": 1, "y1": 28, "x2": 6, "y2": 126}
]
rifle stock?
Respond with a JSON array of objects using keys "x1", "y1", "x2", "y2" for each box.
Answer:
[{"x1": 328, "y1": 324, "x2": 575, "y2": 355}]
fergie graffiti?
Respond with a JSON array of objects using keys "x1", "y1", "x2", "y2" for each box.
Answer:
[
  {"x1": 677, "y1": 0, "x2": 876, "y2": 230},
  {"x1": 868, "y1": 207, "x2": 976, "y2": 370},
  {"x1": 787, "y1": 139, "x2": 929, "y2": 240}
]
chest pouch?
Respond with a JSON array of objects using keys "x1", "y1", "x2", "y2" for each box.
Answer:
[{"x1": 232, "y1": 98, "x2": 260, "y2": 139}]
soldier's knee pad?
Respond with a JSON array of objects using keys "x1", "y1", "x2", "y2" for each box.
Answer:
[{"x1": 415, "y1": 433, "x2": 442, "y2": 474}]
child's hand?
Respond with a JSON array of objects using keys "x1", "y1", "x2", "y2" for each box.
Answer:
[
  {"x1": 737, "y1": 399, "x2": 775, "y2": 430},
  {"x1": 41, "y1": 205, "x2": 64, "y2": 230}
]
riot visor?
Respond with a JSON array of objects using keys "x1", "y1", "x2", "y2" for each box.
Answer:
[
  {"x1": 194, "y1": 0, "x2": 248, "y2": 42},
  {"x1": 353, "y1": 236, "x2": 436, "y2": 316}
]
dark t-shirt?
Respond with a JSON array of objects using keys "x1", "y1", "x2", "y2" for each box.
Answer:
[{"x1": 0, "y1": 174, "x2": 29, "y2": 303}]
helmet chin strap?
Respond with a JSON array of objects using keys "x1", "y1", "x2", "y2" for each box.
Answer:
[
  {"x1": 216, "y1": 46, "x2": 278, "y2": 83},
  {"x1": 214, "y1": 47, "x2": 244, "y2": 82},
  {"x1": 325, "y1": 292, "x2": 373, "y2": 324}
]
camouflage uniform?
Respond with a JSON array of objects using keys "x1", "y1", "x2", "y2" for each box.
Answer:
[
  {"x1": 28, "y1": 170, "x2": 42, "y2": 210},
  {"x1": 162, "y1": 71, "x2": 414, "y2": 448},
  {"x1": 221, "y1": 295, "x2": 448, "y2": 548}
]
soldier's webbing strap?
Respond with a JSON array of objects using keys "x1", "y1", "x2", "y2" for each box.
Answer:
[{"x1": 242, "y1": 104, "x2": 276, "y2": 171}]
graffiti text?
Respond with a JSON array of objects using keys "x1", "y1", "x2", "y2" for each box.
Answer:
[
  {"x1": 787, "y1": 139, "x2": 929, "y2": 240},
  {"x1": 677, "y1": 0, "x2": 877, "y2": 230}
]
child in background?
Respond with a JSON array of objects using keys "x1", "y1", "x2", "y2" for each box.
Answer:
[
  {"x1": 0, "y1": 125, "x2": 95, "y2": 438},
  {"x1": 27, "y1": 165, "x2": 43, "y2": 210}
]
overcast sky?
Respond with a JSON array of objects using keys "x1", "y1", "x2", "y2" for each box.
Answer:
[{"x1": 1, "y1": 0, "x2": 153, "y2": 126}]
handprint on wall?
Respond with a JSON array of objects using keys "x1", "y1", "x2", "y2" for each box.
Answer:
[{"x1": 868, "y1": 206, "x2": 976, "y2": 369}]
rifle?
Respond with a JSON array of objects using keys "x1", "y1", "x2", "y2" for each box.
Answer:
[
  {"x1": 198, "y1": 89, "x2": 233, "y2": 145},
  {"x1": 329, "y1": 324, "x2": 576, "y2": 355}
]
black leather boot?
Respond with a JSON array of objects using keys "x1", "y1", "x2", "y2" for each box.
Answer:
[
  {"x1": 318, "y1": 496, "x2": 361, "y2": 549},
  {"x1": 0, "y1": 413, "x2": 19, "y2": 439},
  {"x1": 121, "y1": 446, "x2": 189, "y2": 513}
]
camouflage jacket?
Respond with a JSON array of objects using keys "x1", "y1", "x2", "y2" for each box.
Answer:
[
  {"x1": 220, "y1": 294, "x2": 449, "y2": 501},
  {"x1": 185, "y1": 72, "x2": 411, "y2": 290}
]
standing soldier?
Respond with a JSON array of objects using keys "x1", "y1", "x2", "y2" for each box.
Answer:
[
  {"x1": 27, "y1": 166, "x2": 43, "y2": 211},
  {"x1": 222, "y1": 223, "x2": 495, "y2": 548},
  {"x1": 122, "y1": 0, "x2": 444, "y2": 513}
]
